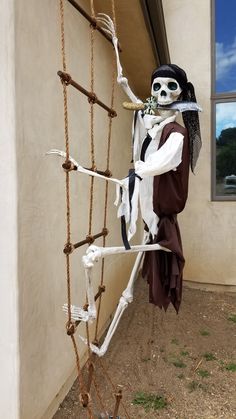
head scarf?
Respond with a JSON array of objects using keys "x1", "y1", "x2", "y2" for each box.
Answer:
[{"x1": 151, "y1": 64, "x2": 202, "y2": 172}]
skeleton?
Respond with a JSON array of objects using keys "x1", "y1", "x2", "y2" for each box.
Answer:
[{"x1": 48, "y1": 14, "x2": 201, "y2": 356}]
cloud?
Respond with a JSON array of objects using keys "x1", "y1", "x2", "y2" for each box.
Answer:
[
  {"x1": 216, "y1": 37, "x2": 236, "y2": 81},
  {"x1": 216, "y1": 102, "x2": 236, "y2": 137}
]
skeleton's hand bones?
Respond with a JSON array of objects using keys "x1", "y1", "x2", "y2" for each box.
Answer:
[
  {"x1": 96, "y1": 14, "x2": 124, "y2": 84},
  {"x1": 96, "y1": 13, "x2": 140, "y2": 104},
  {"x1": 46, "y1": 149, "x2": 126, "y2": 189},
  {"x1": 96, "y1": 13, "x2": 117, "y2": 42}
]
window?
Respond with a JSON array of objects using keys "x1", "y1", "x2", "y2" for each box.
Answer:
[{"x1": 212, "y1": 0, "x2": 236, "y2": 200}]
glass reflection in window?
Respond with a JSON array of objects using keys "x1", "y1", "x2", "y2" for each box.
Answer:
[{"x1": 215, "y1": 102, "x2": 236, "y2": 196}]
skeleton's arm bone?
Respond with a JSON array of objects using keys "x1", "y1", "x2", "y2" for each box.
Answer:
[
  {"x1": 96, "y1": 14, "x2": 141, "y2": 104},
  {"x1": 46, "y1": 149, "x2": 126, "y2": 188},
  {"x1": 135, "y1": 132, "x2": 184, "y2": 178}
]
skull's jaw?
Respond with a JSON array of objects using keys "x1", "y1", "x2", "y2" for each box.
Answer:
[{"x1": 156, "y1": 98, "x2": 176, "y2": 106}]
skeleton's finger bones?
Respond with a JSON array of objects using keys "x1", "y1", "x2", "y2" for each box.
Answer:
[
  {"x1": 96, "y1": 18, "x2": 114, "y2": 34},
  {"x1": 62, "y1": 303, "x2": 90, "y2": 322},
  {"x1": 46, "y1": 149, "x2": 79, "y2": 169},
  {"x1": 97, "y1": 13, "x2": 115, "y2": 31}
]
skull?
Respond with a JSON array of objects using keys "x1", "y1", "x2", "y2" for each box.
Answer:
[{"x1": 151, "y1": 77, "x2": 182, "y2": 106}]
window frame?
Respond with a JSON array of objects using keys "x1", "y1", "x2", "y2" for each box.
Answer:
[{"x1": 211, "y1": 0, "x2": 236, "y2": 201}]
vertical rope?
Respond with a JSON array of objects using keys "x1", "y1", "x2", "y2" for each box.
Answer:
[
  {"x1": 71, "y1": 336, "x2": 94, "y2": 419},
  {"x1": 58, "y1": 1, "x2": 129, "y2": 416},
  {"x1": 111, "y1": 0, "x2": 117, "y2": 33},
  {"x1": 97, "y1": 358, "x2": 131, "y2": 419},
  {"x1": 92, "y1": 374, "x2": 108, "y2": 414},
  {"x1": 59, "y1": 0, "x2": 72, "y2": 325},
  {"x1": 86, "y1": 0, "x2": 96, "y2": 383},
  {"x1": 88, "y1": 0, "x2": 96, "y2": 235},
  {"x1": 94, "y1": 0, "x2": 117, "y2": 342},
  {"x1": 59, "y1": 2, "x2": 93, "y2": 417}
]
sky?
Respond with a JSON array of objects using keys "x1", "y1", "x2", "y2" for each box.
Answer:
[
  {"x1": 215, "y1": 0, "x2": 236, "y2": 92},
  {"x1": 216, "y1": 102, "x2": 236, "y2": 137},
  {"x1": 215, "y1": 0, "x2": 236, "y2": 137}
]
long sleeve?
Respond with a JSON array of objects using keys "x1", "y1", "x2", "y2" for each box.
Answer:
[{"x1": 135, "y1": 132, "x2": 184, "y2": 178}]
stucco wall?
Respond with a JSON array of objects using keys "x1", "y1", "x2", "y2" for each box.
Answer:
[
  {"x1": 0, "y1": 1, "x2": 19, "y2": 418},
  {"x1": 162, "y1": 0, "x2": 236, "y2": 287},
  {"x1": 15, "y1": 1, "x2": 138, "y2": 418}
]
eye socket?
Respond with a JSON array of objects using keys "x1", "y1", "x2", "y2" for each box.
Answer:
[
  {"x1": 153, "y1": 82, "x2": 161, "y2": 91},
  {"x1": 168, "y1": 81, "x2": 178, "y2": 91}
]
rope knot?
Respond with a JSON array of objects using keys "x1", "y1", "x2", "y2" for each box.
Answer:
[
  {"x1": 102, "y1": 227, "x2": 109, "y2": 237},
  {"x1": 79, "y1": 392, "x2": 91, "y2": 408},
  {"x1": 63, "y1": 242, "x2": 75, "y2": 255},
  {"x1": 88, "y1": 92, "x2": 97, "y2": 104},
  {"x1": 62, "y1": 160, "x2": 77, "y2": 172},
  {"x1": 108, "y1": 109, "x2": 117, "y2": 118},
  {"x1": 90, "y1": 18, "x2": 97, "y2": 29},
  {"x1": 104, "y1": 169, "x2": 112, "y2": 177},
  {"x1": 83, "y1": 302, "x2": 89, "y2": 311},
  {"x1": 57, "y1": 70, "x2": 72, "y2": 86},
  {"x1": 99, "y1": 285, "x2": 106, "y2": 294},
  {"x1": 66, "y1": 321, "x2": 76, "y2": 336},
  {"x1": 86, "y1": 234, "x2": 95, "y2": 244}
]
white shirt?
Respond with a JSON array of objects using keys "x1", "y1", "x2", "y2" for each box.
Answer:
[{"x1": 116, "y1": 111, "x2": 184, "y2": 240}]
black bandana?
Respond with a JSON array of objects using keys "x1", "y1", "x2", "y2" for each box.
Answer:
[
  {"x1": 151, "y1": 64, "x2": 202, "y2": 172},
  {"x1": 151, "y1": 64, "x2": 188, "y2": 91}
]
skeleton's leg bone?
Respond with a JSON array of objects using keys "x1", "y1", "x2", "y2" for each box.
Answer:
[
  {"x1": 63, "y1": 244, "x2": 145, "y2": 325},
  {"x1": 83, "y1": 242, "x2": 171, "y2": 269},
  {"x1": 80, "y1": 233, "x2": 157, "y2": 356},
  {"x1": 85, "y1": 297, "x2": 128, "y2": 357},
  {"x1": 46, "y1": 149, "x2": 125, "y2": 188},
  {"x1": 80, "y1": 250, "x2": 144, "y2": 357},
  {"x1": 122, "y1": 249, "x2": 144, "y2": 303}
]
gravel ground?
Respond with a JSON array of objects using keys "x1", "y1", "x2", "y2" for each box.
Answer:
[{"x1": 54, "y1": 277, "x2": 236, "y2": 419}]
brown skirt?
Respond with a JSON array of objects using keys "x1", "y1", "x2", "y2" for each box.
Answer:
[{"x1": 142, "y1": 215, "x2": 185, "y2": 313}]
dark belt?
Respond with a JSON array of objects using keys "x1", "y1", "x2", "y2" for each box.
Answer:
[{"x1": 120, "y1": 169, "x2": 142, "y2": 250}]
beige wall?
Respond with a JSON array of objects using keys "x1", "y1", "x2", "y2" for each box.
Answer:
[
  {"x1": 5, "y1": 1, "x2": 235, "y2": 417},
  {"x1": 163, "y1": 0, "x2": 236, "y2": 287},
  {"x1": 14, "y1": 1, "x2": 140, "y2": 418},
  {"x1": 0, "y1": 0, "x2": 19, "y2": 417}
]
